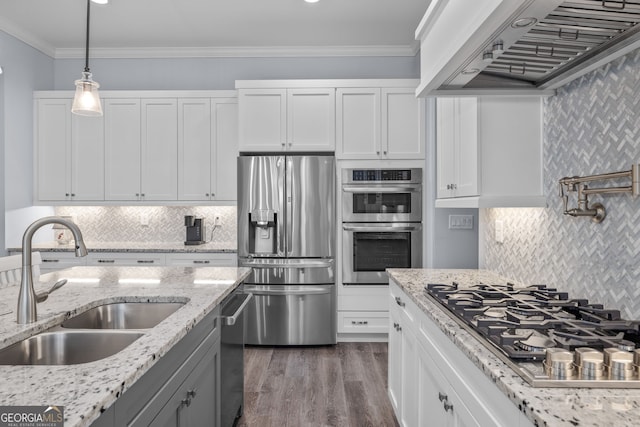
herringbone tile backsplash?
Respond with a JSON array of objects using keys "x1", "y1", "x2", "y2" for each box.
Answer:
[
  {"x1": 481, "y1": 48, "x2": 640, "y2": 319},
  {"x1": 54, "y1": 206, "x2": 237, "y2": 245}
]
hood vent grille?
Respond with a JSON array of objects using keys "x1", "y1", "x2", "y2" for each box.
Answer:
[{"x1": 468, "y1": 0, "x2": 640, "y2": 89}]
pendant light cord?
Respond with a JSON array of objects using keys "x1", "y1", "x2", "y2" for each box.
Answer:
[{"x1": 84, "y1": 0, "x2": 91, "y2": 73}]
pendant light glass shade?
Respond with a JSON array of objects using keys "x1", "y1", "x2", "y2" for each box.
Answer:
[
  {"x1": 72, "y1": 0, "x2": 103, "y2": 117},
  {"x1": 72, "y1": 71, "x2": 102, "y2": 116}
]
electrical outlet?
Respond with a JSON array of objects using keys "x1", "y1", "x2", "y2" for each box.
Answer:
[
  {"x1": 448, "y1": 215, "x2": 473, "y2": 230},
  {"x1": 140, "y1": 213, "x2": 149, "y2": 226},
  {"x1": 495, "y1": 220, "x2": 504, "y2": 243},
  {"x1": 214, "y1": 216, "x2": 221, "y2": 227}
]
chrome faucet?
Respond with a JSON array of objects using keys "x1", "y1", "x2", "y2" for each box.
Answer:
[{"x1": 17, "y1": 217, "x2": 88, "y2": 324}]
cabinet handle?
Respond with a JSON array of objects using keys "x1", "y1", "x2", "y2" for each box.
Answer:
[
  {"x1": 187, "y1": 389, "x2": 197, "y2": 399},
  {"x1": 193, "y1": 260, "x2": 210, "y2": 264},
  {"x1": 98, "y1": 259, "x2": 115, "y2": 263},
  {"x1": 137, "y1": 260, "x2": 154, "y2": 264},
  {"x1": 393, "y1": 322, "x2": 402, "y2": 332},
  {"x1": 181, "y1": 397, "x2": 192, "y2": 408},
  {"x1": 351, "y1": 320, "x2": 369, "y2": 325},
  {"x1": 452, "y1": 184, "x2": 457, "y2": 190},
  {"x1": 395, "y1": 296, "x2": 405, "y2": 307},
  {"x1": 43, "y1": 259, "x2": 60, "y2": 263}
]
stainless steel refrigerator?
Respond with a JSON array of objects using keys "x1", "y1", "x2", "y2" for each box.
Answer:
[{"x1": 237, "y1": 154, "x2": 336, "y2": 346}]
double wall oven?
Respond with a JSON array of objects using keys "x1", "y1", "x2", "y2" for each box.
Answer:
[{"x1": 342, "y1": 168, "x2": 422, "y2": 286}]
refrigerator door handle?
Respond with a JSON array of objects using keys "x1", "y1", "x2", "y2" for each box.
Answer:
[
  {"x1": 222, "y1": 293, "x2": 253, "y2": 326},
  {"x1": 241, "y1": 259, "x2": 334, "y2": 269},
  {"x1": 243, "y1": 286, "x2": 333, "y2": 296}
]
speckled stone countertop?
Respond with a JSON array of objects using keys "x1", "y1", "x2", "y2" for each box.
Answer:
[
  {"x1": 387, "y1": 268, "x2": 640, "y2": 427},
  {"x1": 7, "y1": 241, "x2": 237, "y2": 253},
  {"x1": 0, "y1": 265, "x2": 250, "y2": 427}
]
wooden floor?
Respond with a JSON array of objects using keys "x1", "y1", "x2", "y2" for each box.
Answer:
[{"x1": 236, "y1": 342, "x2": 400, "y2": 427}]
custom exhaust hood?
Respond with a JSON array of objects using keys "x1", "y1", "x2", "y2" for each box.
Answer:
[{"x1": 416, "y1": 0, "x2": 640, "y2": 96}]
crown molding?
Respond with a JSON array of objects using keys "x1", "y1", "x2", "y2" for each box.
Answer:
[
  {"x1": 55, "y1": 43, "x2": 420, "y2": 59},
  {"x1": 0, "y1": 18, "x2": 55, "y2": 58}
]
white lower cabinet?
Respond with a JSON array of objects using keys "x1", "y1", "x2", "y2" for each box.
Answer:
[
  {"x1": 165, "y1": 253, "x2": 237, "y2": 267},
  {"x1": 389, "y1": 280, "x2": 534, "y2": 427},
  {"x1": 38, "y1": 252, "x2": 87, "y2": 273},
  {"x1": 338, "y1": 285, "x2": 389, "y2": 340},
  {"x1": 86, "y1": 252, "x2": 166, "y2": 267}
]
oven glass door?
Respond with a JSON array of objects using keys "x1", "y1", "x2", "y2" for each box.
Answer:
[
  {"x1": 343, "y1": 223, "x2": 422, "y2": 285},
  {"x1": 342, "y1": 185, "x2": 422, "y2": 222}
]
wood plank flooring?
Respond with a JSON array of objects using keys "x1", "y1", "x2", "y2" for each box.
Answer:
[{"x1": 237, "y1": 342, "x2": 400, "y2": 427}]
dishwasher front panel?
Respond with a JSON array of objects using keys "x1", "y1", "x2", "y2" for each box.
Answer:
[{"x1": 243, "y1": 284, "x2": 336, "y2": 346}]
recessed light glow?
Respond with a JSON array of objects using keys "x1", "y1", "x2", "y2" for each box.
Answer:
[
  {"x1": 118, "y1": 278, "x2": 161, "y2": 285},
  {"x1": 305, "y1": 0, "x2": 320, "y2": 3},
  {"x1": 91, "y1": 0, "x2": 109, "y2": 4},
  {"x1": 66, "y1": 278, "x2": 101, "y2": 284},
  {"x1": 193, "y1": 279, "x2": 236, "y2": 285}
]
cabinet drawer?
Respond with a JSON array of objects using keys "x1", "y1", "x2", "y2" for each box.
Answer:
[
  {"x1": 39, "y1": 252, "x2": 88, "y2": 272},
  {"x1": 338, "y1": 311, "x2": 389, "y2": 334},
  {"x1": 165, "y1": 253, "x2": 237, "y2": 267},
  {"x1": 86, "y1": 252, "x2": 166, "y2": 266}
]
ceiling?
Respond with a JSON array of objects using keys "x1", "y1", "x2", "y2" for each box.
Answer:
[{"x1": 0, "y1": 0, "x2": 429, "y2": 59}]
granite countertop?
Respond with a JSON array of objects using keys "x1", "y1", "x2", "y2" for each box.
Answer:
[
  {"x1": 387, "y1": 268, "x2": 640, "y2": 427},
  {"x1": 0, "y1": 265, "x2": 250, "y2": 427},
  {"x1": 8, "y1": 241, "x2": 237, "y2": 253}
]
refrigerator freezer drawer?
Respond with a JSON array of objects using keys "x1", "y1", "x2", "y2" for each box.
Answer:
[
  {"x1": 239, "y1": 258, "x2": 335, "y2": 285},
  {"x1": 244, "y1": 284, "x2": 336, "y2": 346}
]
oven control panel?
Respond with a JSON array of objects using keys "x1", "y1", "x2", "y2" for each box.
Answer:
[{"x1": 343, "y1": 168, "x2": 422, "y2": 184}]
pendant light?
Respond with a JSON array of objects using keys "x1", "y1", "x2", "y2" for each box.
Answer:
[{"x1": 72, "y1": 0, "x2": 103, "y2": 116}]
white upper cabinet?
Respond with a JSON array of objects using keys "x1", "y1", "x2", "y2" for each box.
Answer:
[
  {"x1": 35, "y1": 98, "x2": 104, "y2": 203},
  {"x1": 178, "y1": 97, "x2": 238, "y2": 201},
  {"x1": 35, "y1": 90, "x2": 238, "y2": 205},
  {"x1": 435, "y1": 96, "x2": 545, "y2": 208},
  {"x1": 238, "y1": 87, "x2": 335, "y2": 152},
  {"x1": 141, "y1": 98, "x2": 178, "y2": 201},
  {"x1": 337, "y1": 87, "x2": 424, "y2": 160},
  {"x1": 104, "y1": 98, "x2": 142, "y2": 201}
]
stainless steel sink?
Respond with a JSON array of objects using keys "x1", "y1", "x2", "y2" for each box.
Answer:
[
  {"x1": 0, "y1": 330, "x2": 144, "y2": 365},
  {"x1": 61, "y1": 302, "x2": 185, "y2": 329}
]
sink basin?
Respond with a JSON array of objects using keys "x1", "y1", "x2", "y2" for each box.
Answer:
[
  {"x1": 0, "y1": 330, "x2": 143, "y2": 365},
  {"x1": 61, "y1": 302, "x2": 185, "y2": 329}
]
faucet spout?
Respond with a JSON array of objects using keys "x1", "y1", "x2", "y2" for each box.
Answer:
[{"x1": 17, "y1": 216, "x2": 88, "y2": 324}]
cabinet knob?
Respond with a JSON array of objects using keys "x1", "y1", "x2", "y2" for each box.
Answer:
[
  {"x1": 205, "y1": 193, "x2": 209, "y2": 197},
  {"x1": 141, "y1": 193, "x2": 145, "y2": 197},
  {"x1": 376, "y1": 151, "x2": 380, "y2": 155},
  {"x1": 452, "y1": 184, "x2": 457, "y2": 190},
  {"x1": 443, "y1": 401, "x2": 454, "y2": 413},
  {"x1": 181, "y1": 397, "x2": 192, "y2": 408},
  {"x1": 212, "y1": 193, "x2": 215, "y2": 197},
  {"x1": 187, "y1": 389, "x2": 197, "y2": 399},
  {"x1": 383, "y1": 151, "x2": 387, "y2": 155},
  {"x1": 135, "y1": 193, "x2": 139, "y2": 197},
  {"x1": 395, "y1": 296, "x2": 405, "y2": 307},
  {"x1": 438, "y1": 392, "x2": 448, "y2": 402},
  {"x1": 65, "y1": 193, "x2": 70, "y2": 197}
]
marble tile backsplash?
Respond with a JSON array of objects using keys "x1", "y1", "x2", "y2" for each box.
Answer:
[
  {"x1": 480, "y1": 48, "x2": 640, "y2": 319},
  {"x1": 54, "y1": 206, "x2": 237, "y2": 245}
]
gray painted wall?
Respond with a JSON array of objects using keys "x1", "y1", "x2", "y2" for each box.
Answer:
[
  {"x1": 480, "y1": 47, "x2": 640, "y2": 318},
  {"x1": 53, "y1": 56, "x2": 420, "y2": 90}
]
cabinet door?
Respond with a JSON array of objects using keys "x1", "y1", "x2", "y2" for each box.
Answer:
[
  {"x1": 105, "y1": 99, "x2": 141, "y2": 201},
  {"x1": 212, "y1": 98, "x2": 238, "y2": 201},
  {"x1": 436, "y1": 98, "x2": 457, "y2": 198},
  {"x1": 417, "y1": 341, "x2": 480, "y2": 427},
  {"x1": 382, "y1": 88, "x2": 424, "y2": 159},
  {"x1": 181, "y1": 342, "x2": 218, "y2": 426},
  {"x1": 388, "y1": 304, "x2": 403, "y2": 417},
  {"x1": 238, "y1": 89, "x2": 286, "y2": 151},
  {"x1": 142, "y1": 99, "x2": 178, "y2": 201},
  {"x1": 336, "y1": 88, "x2": 381, "y2": 159},
  {"x1": 455, "y1": 98, "x2": 479, "y2": 198},
  {"x1": 178, "y1": 98, "x2": 212, "y2": 201},
  {"x1": 36, "y1": 99, "x2": 71, "y2": 201},
  {"x1": 71, "y1": 110, "x2": 104, "y2": 200},
  {"x1": 287, "y1": 88, "x2": 335, "y2": 151}
]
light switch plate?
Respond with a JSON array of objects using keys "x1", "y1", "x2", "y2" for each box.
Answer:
[{"x1": 449, "y1": 214, "x2": 473, "y2": 230}]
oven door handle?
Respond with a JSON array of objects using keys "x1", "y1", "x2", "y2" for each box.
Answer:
[
  {"x1": 243, "y1": 286, "x2": 333, "y2": 296},
  {"x1": 342, "y1": 224, "x2": 422, "y2": 232},
  {"x1": 342, "y1": 185, "x2": 421, "y2": 193}
]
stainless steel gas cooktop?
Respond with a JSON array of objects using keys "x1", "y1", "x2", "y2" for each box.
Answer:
[{"x1": 424, "y1": 281, "x2": 640, "y2": 388}]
